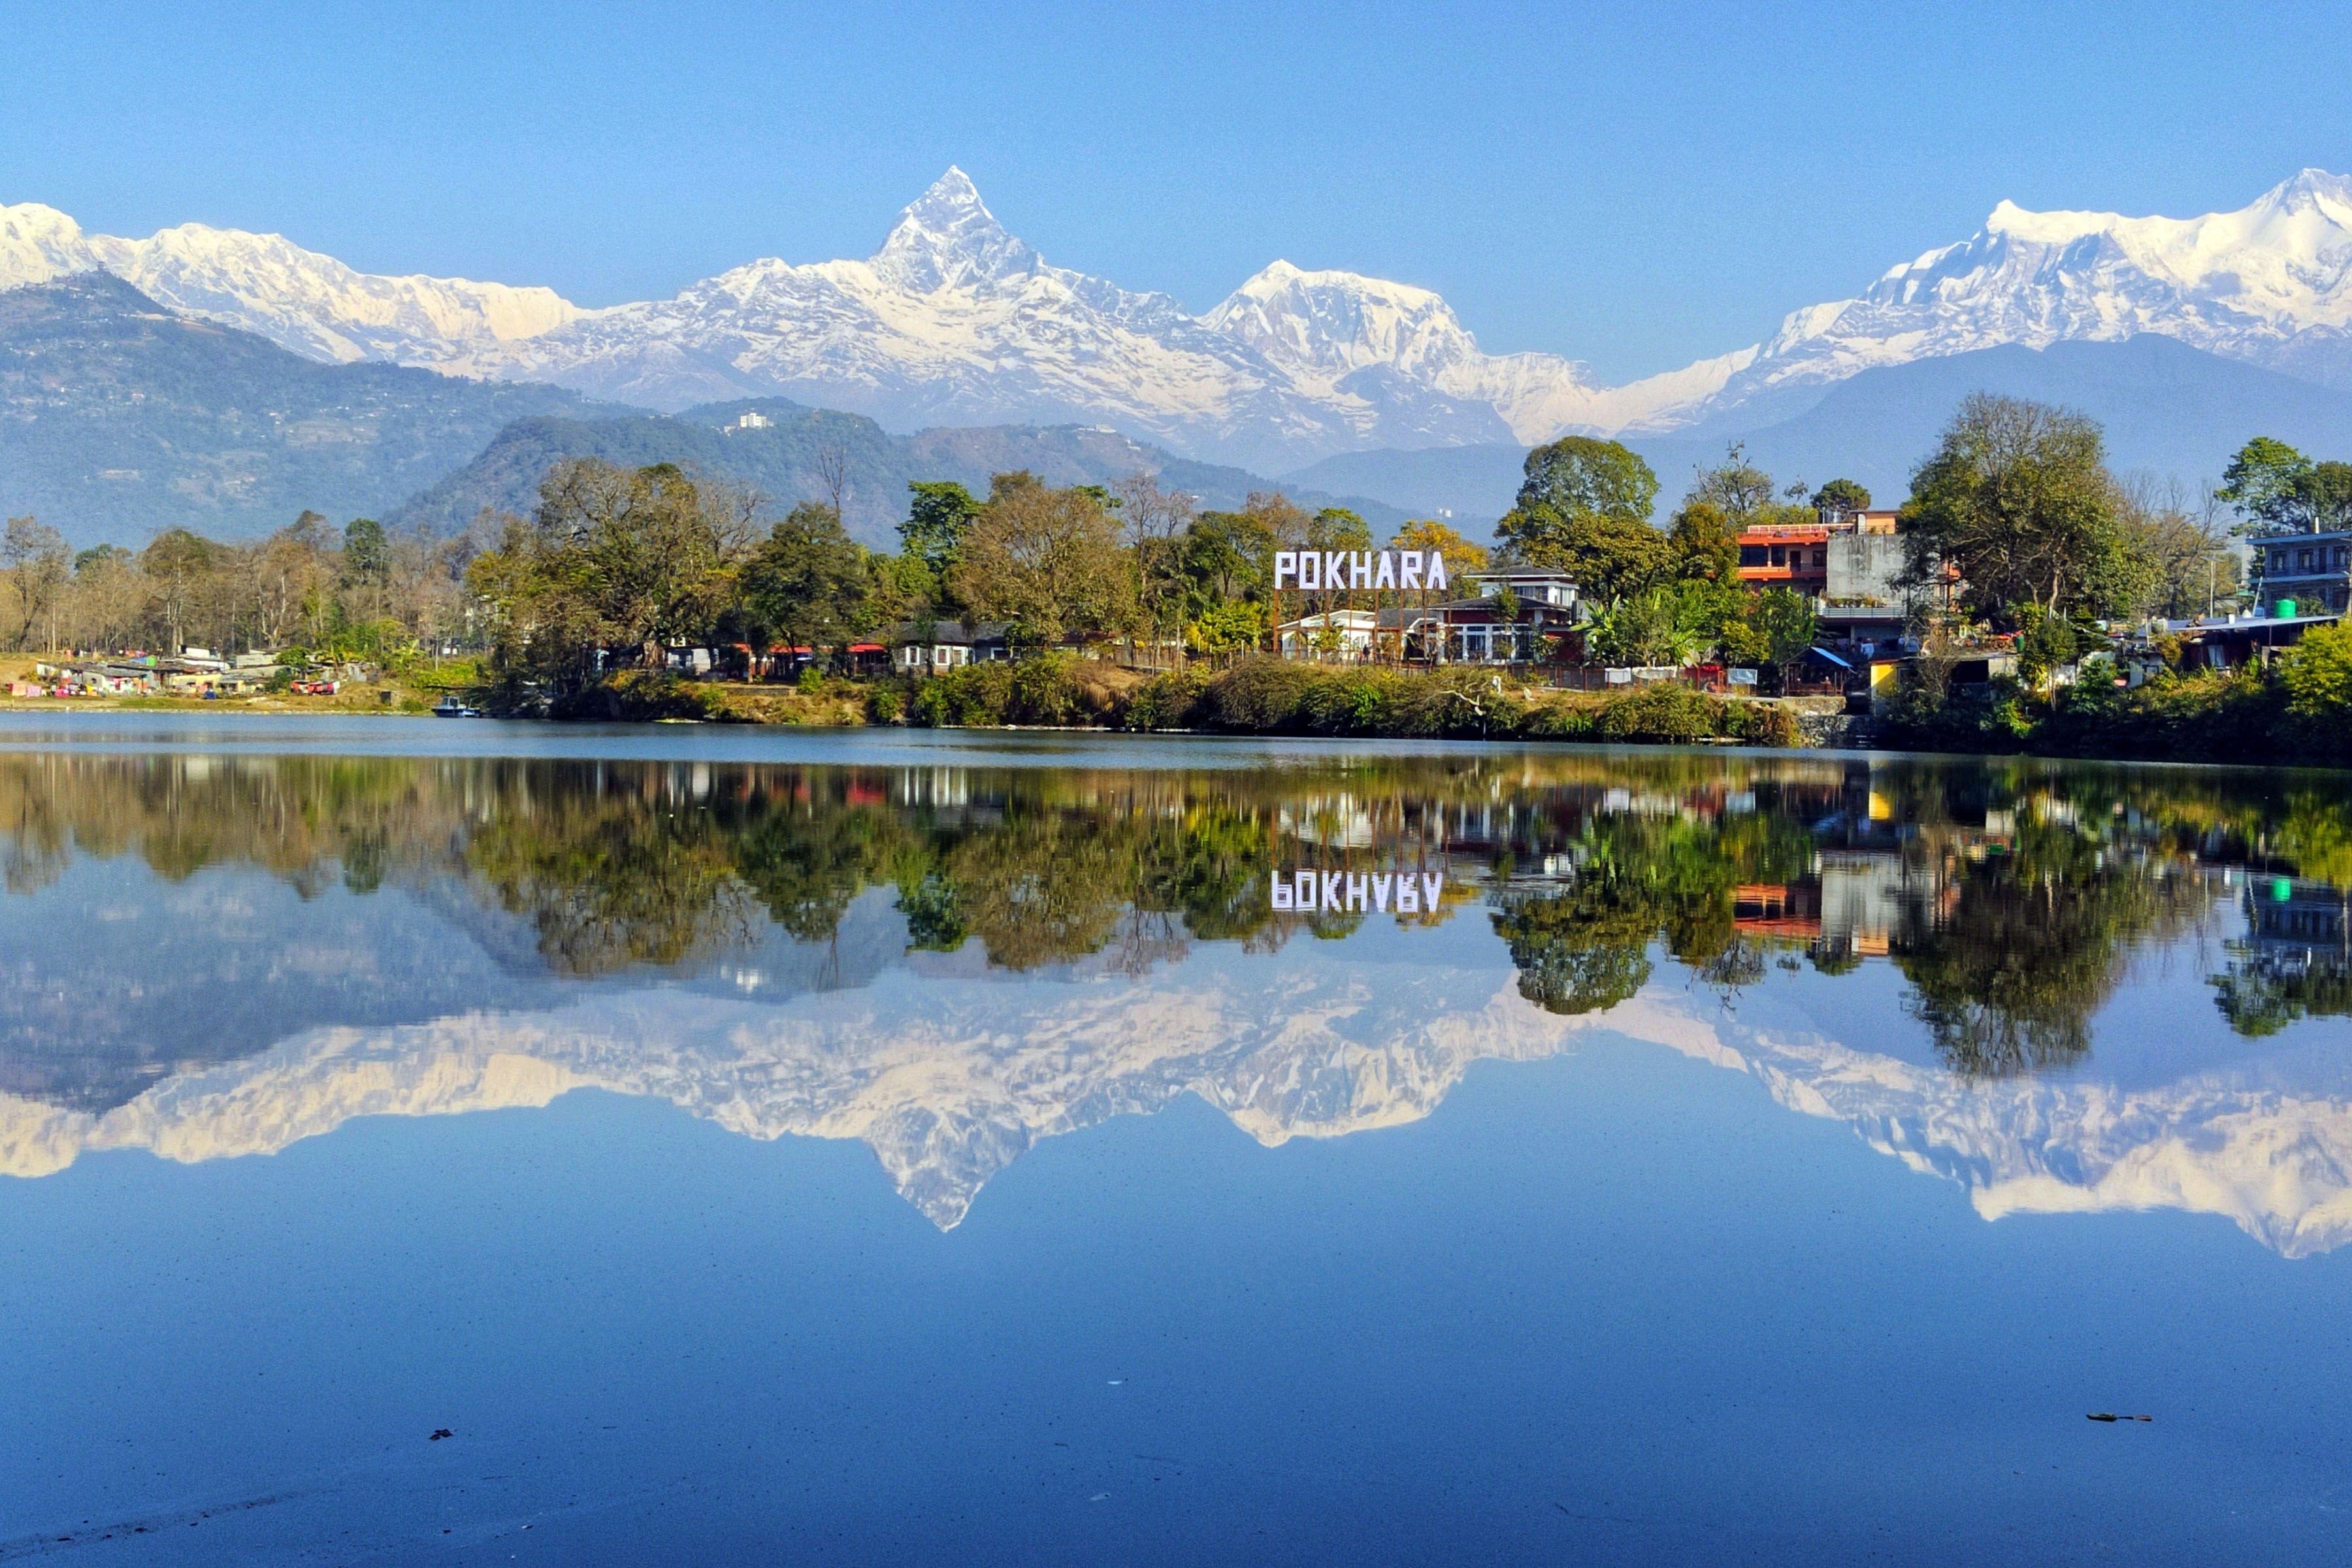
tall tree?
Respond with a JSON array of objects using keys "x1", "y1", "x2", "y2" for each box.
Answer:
[
  {"x1": 952, "y1": 472, "x2": 1137, "y2": 646},
  {"x1": 2221, "y1": 436, "x2": 2317, "y2": 531},
  {"x1": 902, "y1": 480, "x2": 979, "y2": 578},
  {"x1": 140, "y1": 529, "x2": 214, "y2": 653},
  {"x1": 741, "y1": 503, "x2": 870, "y2": 668},
  {"x1": 468, "y1": 459, "x2": 753, "y2": 691},
  {"x1": 1900, "y1": 394, "x2": 2125, "y2": 621},
  {"x1": 1667, "y1": 500, "x2": 1739, "y2": 581},
  {"x1": 2, "y1": 515, "x2": 69, "y2": 651},
  {"x1": 1497, "y1": 437, "x2": 1667, "y2": 599},
  {"x1": 1113, "y1": 472, "x2": 1199, "y2": 644},
  {"x1": 1513, "y1": 436, "x2": 1659, "y2": 523},
  {"x1": 1810, "y1": 478, "x2": 1873, "y2": 517}
]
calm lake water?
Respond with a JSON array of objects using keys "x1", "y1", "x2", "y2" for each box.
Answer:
[{"x1": 4, "y1": 716, "x2": 2351, "y2": 1565}]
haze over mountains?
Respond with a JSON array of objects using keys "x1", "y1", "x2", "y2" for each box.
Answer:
[{"x1": 3, "y1": 167, "x2": 2352, "y2": 540}]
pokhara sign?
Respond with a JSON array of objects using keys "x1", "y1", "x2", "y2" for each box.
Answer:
[{"x1": 1273, "y1": 550, "x2": 1449, "y2": 593}]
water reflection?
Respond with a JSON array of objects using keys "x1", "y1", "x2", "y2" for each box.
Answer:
[{"x1": 3, "y1": 747, "x2": 2351, "y2": 1247}]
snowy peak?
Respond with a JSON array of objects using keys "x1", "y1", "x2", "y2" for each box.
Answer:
[
  {"x1": 0, "y1": 202, "x2": 97, "y2": 288},
  {"x1": 1207, "y1": 260, "x2": 1471, "y2": 385},
  {"x1": 868, "y1": 167, "x2": 1041, "y2": 292},
  {"x1": 8, "y1": 167, "x2": 2352, "y2": 466}
]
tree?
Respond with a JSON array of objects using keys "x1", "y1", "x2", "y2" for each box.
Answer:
[
  {"x1": 1584, "y1": 587, "x2": 1706, "y2": 667},
  {"x1": 2113, "y1": 477, "x2": 2240, "y2": 619},
  {"x1": 1113, "y1": 473, "x2": 1199, "y2": 645},
  {"x1": 1667, "y1": 500, "x2": 1739, "y2": 581},
  {"x1": 1513, "y1": 436, "x2": 1659, "y2": 523},
  {"x1": 1307, "y1": 507, "x2": 1373, "y2": 551},
  {"x1": 1722, "y1": 587, "x2": 1817, "y2": 689},
  {"x1": 1811, "y1": 478, "x2": 1872, "y2": 517},
  {"x1": 1499, "y1": 506, "x2": 1671, "y2": 601},
  {"x1": 2, "y1": 515, "x2": 69, "y2": 651},
  {"x1": 1390, "y1": 517, "x2": 1489, "y2": 574},
  {"x1": 741, "y1": 503, "x2": 869, "y2": 670},
  {"x1": 2283, "y1": 619, "x2": 2352, "y2": 720},
  {"x1": 1900, "y1": 394, "x2": 2125, "y2": 621},
  {"x1": 467, "y1": 459, "x2": 753, "y2": 693},
  {"x1": 952, "y1": 472, "x2": 1137, "y2": 646},
  {"x1": 1685, "y1": 444, "x2": 1779, "y2": 523},
  {"x1": 902, "y1": 480, "x2": 979, "y2": 578},
  {"x1": 140, "y1": 528, "x2": 214, "y2": 653},
  {"x1": 255, "y1": 512, "x2": 336, "y2": 650},
  {"x1": 2221, "y1": 436, "x2": 2317, "y2": 531},
  {"x1": 560, "y1": 461, "x2": 753, "y2": 667},
  {"x1": 1497, "y1": 438, "x2": 1669, "y2": 600}
]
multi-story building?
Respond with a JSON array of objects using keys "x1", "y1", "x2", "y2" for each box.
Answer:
[
  {"x1": 2253, "y1": 531, "x2": 2352, "y2": 616},
  {"x1": 1381, "y1": 568, "x2": 1583, "y2": 664}
]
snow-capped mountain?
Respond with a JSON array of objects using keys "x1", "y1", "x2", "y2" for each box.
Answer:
[
  {"x1": 6, "y1": 168, "x2": 2351, "y2": 468},
  {"x1": 0, "y1": 200, "x2": 577, "y2": 368},
  {"x1": 1693, "y1": 168, "x2": 2352, "y2": 426}
]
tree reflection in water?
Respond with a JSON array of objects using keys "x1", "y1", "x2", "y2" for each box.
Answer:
[{"x1": 0, "y1": 751, "x2": 2346, "y2": 1082}]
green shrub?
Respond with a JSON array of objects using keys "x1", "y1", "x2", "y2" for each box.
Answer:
[
  {"x1": 1201, "y1": 660, "x2": 1318, "y2": 730},
  {"x1": 1126, "y1": 668, "x2": 1206, "y2": 730},
  {"x1": 867, "y1": 685, "x2": 904, "y2": 724},
  {"x1": 1595, "y1": 683, "x2": 1720, "y2": 742},
  {"x1": 1524, "y1": 700, "x2": 1597, "y2": 739},
  {"x1": 1007, "y1": 652, "x2": 1083, "y2": 725},
  {"x1": 2284, "y1": 621, "x2": 2352, "y2": 719}
]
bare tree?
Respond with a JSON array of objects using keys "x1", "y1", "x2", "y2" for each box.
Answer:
[
  {"x1": 811, "y1": 442, "x2": 851, "y2": 524},
  {"x1": 2, "y1": 516, "x2": 69, "y2": 651}
]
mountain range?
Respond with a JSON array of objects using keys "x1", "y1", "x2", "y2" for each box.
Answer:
[
  {"x1": 6, "y1": 168, "x2": 2352, "y2": 542},
  {"x1": 0, "y1": 273, "x2": 1399, "y2": 548},
  {"x1": 8, "y1": 168, "x2": 2352, "y2": 474}
]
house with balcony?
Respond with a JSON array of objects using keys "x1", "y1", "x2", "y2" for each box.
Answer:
[
  {"x1": 1384, "y1": 568, "x2": 1583, "y2": 664},
  {"x1": 2255, "y1": 531, "x2": 2352, "y2": 617}
]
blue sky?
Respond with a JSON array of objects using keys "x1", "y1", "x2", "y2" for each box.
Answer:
[{"x1": 10, "y1": 0, "x2": 2348, "y2": 382}]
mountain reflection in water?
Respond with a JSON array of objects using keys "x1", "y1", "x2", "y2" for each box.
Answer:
[{"x1": 2, "y1": 747, "x2": 2349, "y2": 1249}]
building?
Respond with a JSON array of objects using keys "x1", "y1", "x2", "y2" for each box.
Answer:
[
  {"x1": 2254, "y1": 529, "x2": 2351, "y2": 616},
  {"x1": 1737, "y1": 519, "x2": 1834, "y2": 594},
  {"x1": 890, "y1": 621, "x2": 1009, "y2": 676},
  {"x1": 1277, "y1": 610, "x2": 1377, "y2": 660},
  {"x1": 1404, "y1": 568, "x2": 1584, "y2": 664}
]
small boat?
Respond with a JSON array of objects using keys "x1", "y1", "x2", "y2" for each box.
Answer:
[{"x1": 431, "y1": 695, "x2": 483, "y2": 718}]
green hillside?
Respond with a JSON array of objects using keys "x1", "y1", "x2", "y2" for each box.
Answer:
[
  {"x1": 0, "y1": 272, "x2": 613, "y2": 547},
  {"x1": 397, "y1": 399, "x2": 1409, "y2": 547}
]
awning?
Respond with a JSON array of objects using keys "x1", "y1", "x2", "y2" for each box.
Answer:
[{"x1": 1807, "y1": 645, "x2": 1854, "y2": 670}]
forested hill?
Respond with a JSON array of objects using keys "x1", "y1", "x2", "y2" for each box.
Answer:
[
  {"x1": 0, "y1": 273, "x2": 608, "y2": 546},
  {"x1": 394, "y1": 400, "x2": 1409, "y2": 547}
]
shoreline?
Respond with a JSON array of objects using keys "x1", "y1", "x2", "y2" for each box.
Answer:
[{"x1": 1, "y1": 694, "x2": 2345, "y2": 776}]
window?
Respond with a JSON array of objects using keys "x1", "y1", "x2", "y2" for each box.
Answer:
[{"x1": 1740, "y1": 546, "x2": 1767, "y2": 566}]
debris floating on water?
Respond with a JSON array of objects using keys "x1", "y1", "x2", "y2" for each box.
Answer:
[
  {"x1": 429, "y1": 1429, "x2": 454, "y2": 1441},
  {"x1": 2085, "y1": 1413, "x2": 2153, "y2": 1423}
]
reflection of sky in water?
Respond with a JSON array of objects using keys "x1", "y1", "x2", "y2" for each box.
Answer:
[{"x1": 5, "y1": 736, "x2": 2352, "y2": 1562}]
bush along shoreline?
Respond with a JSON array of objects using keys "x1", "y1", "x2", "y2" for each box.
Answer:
[
  {"x1": 540, "y1": 656, "x2": 1810, "y2": 746},
  {"x1": 521, "y1": 642, "x2": 2352, "y2": 770},
  {"x1": 1874, "y1": 634, "x2": 2352, "y2": 767}
]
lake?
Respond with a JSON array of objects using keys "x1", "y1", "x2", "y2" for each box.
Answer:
[{"x1": 3, "y1": 716, "x2": 2350, "y2": 1565}]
